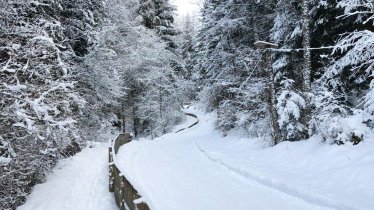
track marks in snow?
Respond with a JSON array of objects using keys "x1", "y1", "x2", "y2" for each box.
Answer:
[
  {"x1": 195, "y1": 141, "x2": 356, "y2": 210},
  {"x1": 116, "y1": 111, "x2": 336, "y2": 210}
]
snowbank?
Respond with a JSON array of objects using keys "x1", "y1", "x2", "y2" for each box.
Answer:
[{"x1": 197, "y1": 134, "x2": 374, "y2": 210}]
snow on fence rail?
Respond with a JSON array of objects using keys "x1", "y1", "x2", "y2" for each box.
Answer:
[
  {"x1": 175, "y1": 113, "x2": 199, "y2": 133},
  {"x1": 109, "y1": 133, "x2": 150, "y2": 210}
]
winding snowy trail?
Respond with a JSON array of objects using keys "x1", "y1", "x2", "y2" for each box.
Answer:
[
  {"x1": 17, "y1": 108, "x2": 373, "y2": 210},
  {"x1": 18, "y1": 143, "x2": 117, "y2": 210},
  {"x1": 116, "y1": 109, "x2": 335, "y2": 210}
]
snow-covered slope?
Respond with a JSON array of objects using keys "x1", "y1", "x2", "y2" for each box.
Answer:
[
  {"x1": 17, "y1": 143, "x2": 117, "y2": 210},
  {"x1": 197, "y1": 135, "x2": 374, "y2": 210},
  {"x1": 116, "y1": 106, "x2": 374, "y2": 210}
]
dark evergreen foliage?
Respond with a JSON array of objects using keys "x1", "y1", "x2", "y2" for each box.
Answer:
[{"x1": 193, "y1": 0, "x2": 374, "y2": 144}]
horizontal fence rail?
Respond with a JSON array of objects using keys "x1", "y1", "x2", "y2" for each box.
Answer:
[
  {"x1": 109, "y1": 133, "x2": 150, "y2": 210},
  {"x1": 175, "y1": 113, "x2": 199, "y2": 133}
]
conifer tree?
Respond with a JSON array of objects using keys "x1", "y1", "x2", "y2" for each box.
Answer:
[{"x1": 194, "y1": 0, "x2": 276, "y2": 138}]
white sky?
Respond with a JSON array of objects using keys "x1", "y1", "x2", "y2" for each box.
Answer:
[
  {"x1": 171, "y1": 0, "x2": 200, "y2": 17},
  {"x1": 171, "y1": 0, "x2": 202, "y2": 29}
]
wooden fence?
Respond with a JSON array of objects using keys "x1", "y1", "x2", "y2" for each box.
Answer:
[
  {"x1": 109, "y1": 112, "x2": 199, "y2": 210},
  {"x1": 109, "y1": 133, "x2": 150, "y2": 210},
  {"x1": 175, "y1": 113, "x2": 199, "y2": 133}
]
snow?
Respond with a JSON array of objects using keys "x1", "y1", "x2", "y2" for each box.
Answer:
[
  {"x1": 31, "y1": 36, "x2": 55, "y2": 44},
  {"x1": 116, "y1": 106, "x2": 374, "y2": 210},
  {"x1": 197, "y1": 136, "x2": 374, "y2": 210},
  {"x1": 17, "y1": 143, "x2": 117, "y2": 210},
  {"x1": 29, "y1": 1, "x2": 50, "y2": 7},
  {"x1": 0, "y1": 157, "x2": 12, "y2": 164},
  {"x1": 254, "y1": 41, "x2": 279, "y2": 49},
  {"x1": 4, "y1": 83, "x2": 27, "y2": 92},
  {"x1": 16, "y1": 107, "x2": 374, "y2": 210}
]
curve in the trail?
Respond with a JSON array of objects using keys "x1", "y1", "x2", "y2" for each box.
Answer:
[
  {"x1": 115, "y1": 111, "x2": 334, "y2": 210},
  {"x1": 175, "y1": 112, "x2": 199, "y2": 133}
]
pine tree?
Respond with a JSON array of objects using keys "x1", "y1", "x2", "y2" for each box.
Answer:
[
  {"x1": 138, "y1": 0, "x2": 156, "y2": 28},
  {"x1": 310, "y1": 0, "x2": 373, "y2": 144},
  {"x1": 138, "y1": 0, "x2": 178, "y2": 49},
  {"x1": 194, "y1": 0, "x2": 276, "y2": 139}
]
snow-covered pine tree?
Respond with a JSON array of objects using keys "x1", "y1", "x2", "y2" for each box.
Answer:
[
  {"x1": 153, "y1": 0, "x2": 178, "y2": 36},
  {"x1": 179, "y1": 14, "x2": 196, "y2": 79},
  {"x1": 311, "y1": 0, "x2": 374, "y2": 144},
  {"x1": 271, "y1": 0, "x2": 307, "y2": 141},
  {"x1": 138, "y1": 0, "x2": 157, "y2": 28},
  {"x1": 271, "y1": 0, "x2": 342, "y2": 142},
  {"x1": 334, "y1": 0, "x2": 374, "y2": 116},
  {"x1": 194, "y1": 0, "x2": 276, "y2": 139},
  {"x1": 276, "y1": 79, "x2": 306, "y2": 141},
  {"x1": 192, "y1": 0, "x2": 222, "y2": 85},
  {"x1": 138, "y1": 0, "x2": 178, "y2": 49}
]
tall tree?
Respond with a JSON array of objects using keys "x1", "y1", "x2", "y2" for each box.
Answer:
[
  {"x1": 138, "y1": 0, "x2": 178, "y2": 49},
  {"x1": 194, "y1": 0, "x2": 276, "y2": 139},
  {"x1": 301, "y1": 0, "x2": 312, "y2": 138}
]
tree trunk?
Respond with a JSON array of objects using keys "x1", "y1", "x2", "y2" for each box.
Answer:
[
  {"x1": 266, "y1": 50, "x2": 281, "y2": 145},
  {"x1": 133, "y1": 107, "x2": 138, "y2": 137},
  {"x1": 302, "y1": 0, "x2": 311, "y2": 139},
  {"x1": 122, "y1": 104, "x2": 126, "y2": 133}
]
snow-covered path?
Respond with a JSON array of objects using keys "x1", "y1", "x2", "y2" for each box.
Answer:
[
  {"x1": 18, "y1": 143, "x2": 117, "y2": 210},
  {"x1": 116, "y1": 110, "x2": 335, "y2": 210},
  {"x1": 17, "y1": 108, "x2": 372, "y2": 210}
]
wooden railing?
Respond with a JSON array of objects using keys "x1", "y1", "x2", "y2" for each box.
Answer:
[
  {"x1": 109, "y1": 112, "x2": 199, "y2": 209},
  {"x1": 109, "y1": 133, "x2": 150, "y2": 210},
  {"x1": 175, "y1": 113, "x2": 199, "y2": 133}
]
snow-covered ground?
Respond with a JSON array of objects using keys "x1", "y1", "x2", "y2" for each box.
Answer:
[
  {"x1": 17, "y1": 142, "x2": 117, "y2": 210},
  {"x1": 116, "y1": 106, "x2": 374, "y2": 210},
  {"x1": 17, "y1": 107, "x2": 374, "y2": 210}
]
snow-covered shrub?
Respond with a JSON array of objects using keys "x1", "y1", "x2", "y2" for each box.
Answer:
[
  {"x1": 277, "y1": 79, "x2": 306, "y2": 141},
  {"x1": 0, "y1": 1, "x2": 104, "y2": 208},
  {"x1": 0, "y1": 138, "x2": 15, "y2": 164},
  {"x1": 310, "y1": 80, "x2": 372, "y2": 145}
]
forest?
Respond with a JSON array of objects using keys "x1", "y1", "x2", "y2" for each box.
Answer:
[{"x1": 0, "y1": 0, "x2": 373, "y2": 209}]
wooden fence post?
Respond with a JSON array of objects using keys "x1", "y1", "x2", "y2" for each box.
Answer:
[{"x1": 109, "y1": 147, "x2": 115, "y2": 193}]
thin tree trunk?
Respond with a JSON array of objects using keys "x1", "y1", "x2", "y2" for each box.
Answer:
[
  {"x1": 266, "y1": 50, "x2": 281, "y2": 145},
  {"x1": 122, "y1": 104, "x2": 126, "y2": 133},
  {"x1": 302, "y1": 0, "x2": 312, "y2": 139},
  {"x1": 133, "y1": 107, "x2": 138, "y2": 137}
]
